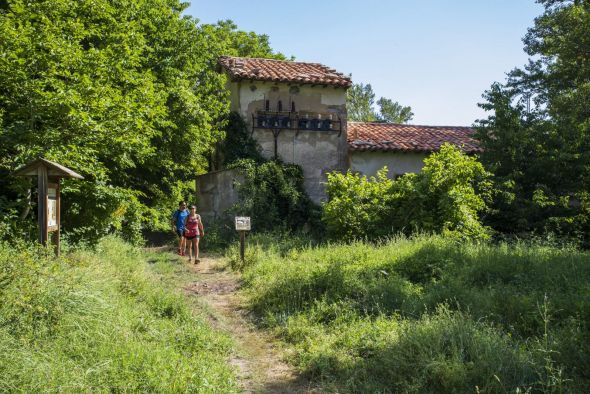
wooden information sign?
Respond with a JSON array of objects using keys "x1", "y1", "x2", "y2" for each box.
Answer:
[{"x1": 14, "y1": 158, "x2": 83, "y2": 256}]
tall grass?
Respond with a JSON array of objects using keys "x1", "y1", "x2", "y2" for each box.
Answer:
[
  {"x1": 227, "y1": 234, "x2": 590, "y2": 393},
  {"x1": 0, "y1": 237, "x2": 238, "y2": 392}
]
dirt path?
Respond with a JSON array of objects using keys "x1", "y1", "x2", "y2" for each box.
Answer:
[{"x1": 179, "y1": 255, "x2": 313, "y2": 394}]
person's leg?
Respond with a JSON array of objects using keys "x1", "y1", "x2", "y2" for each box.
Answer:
[
  {"x1": 181, "y1": 235, "x2": 187, "y2": 256},
  {"x1": 195, "y1": 237, "x2": 200, "y2": 262},
  {"x1": 187, "y1": 238, "x2": 194, "y2": 261},
  {"x1": 177, "y1": 230, "x2": 183, "y2": 255}
]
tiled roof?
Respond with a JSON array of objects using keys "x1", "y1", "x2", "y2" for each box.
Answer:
[
  {"x1": 218, "y1": 56, "x2": 352, "y2": 87},
  {"x1": 348, "y1": 122, "x2": 482, "y2": 153}
]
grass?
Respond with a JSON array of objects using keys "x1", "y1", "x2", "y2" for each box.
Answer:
[
  {"x1": 227, "y1": 233, "x2": 590, "y2": 393},
  {"x1": 0, "y1": 237, "x2": 239, "y2": 393}
]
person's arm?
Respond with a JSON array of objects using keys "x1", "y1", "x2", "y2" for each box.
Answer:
[
  {"x1": 198, "y1": 215, "x2": 204, "y2": 236},
  {"x1": 184, "y1": 214, "x2": 189, "y2": 229}
]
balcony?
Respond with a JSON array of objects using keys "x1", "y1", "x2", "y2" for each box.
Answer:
[{"x1": 252, "y1": 111, "x2": 343, "y2": 136}]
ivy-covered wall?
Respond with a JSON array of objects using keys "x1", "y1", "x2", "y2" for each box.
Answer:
[{"x1": 225, "y1": 81, "x2": 349, "y2": 203}]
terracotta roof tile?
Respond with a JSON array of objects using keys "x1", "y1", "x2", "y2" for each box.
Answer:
[
  {"x1": 347, "y1": 122, "x2": 482, "y2": 153},
  {"x1": 218, "y1": 56, "x2": 351, "y2": 87}
]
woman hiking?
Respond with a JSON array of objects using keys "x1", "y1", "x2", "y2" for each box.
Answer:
[{"x1": 184, "y1": 205, "x2": 205, "y2": 263}]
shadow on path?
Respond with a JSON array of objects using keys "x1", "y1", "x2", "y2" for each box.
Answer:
[{"x1": 180, "y1": 256, "x2": 317, "y2": 393}]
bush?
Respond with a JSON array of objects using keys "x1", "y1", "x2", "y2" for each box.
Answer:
[
  {"x1": 61, "y1": 181, "x2": 146, "y2": 246},
  {"x1": 323, "y1": 144, "x2": 492, "y2": 241},
  {"x1": 230, "y1": 159, "x2": 322, "y2": 234}
]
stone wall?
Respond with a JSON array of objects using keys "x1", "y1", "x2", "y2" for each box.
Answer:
[
  {"x1": 350, "y1": 151, "x2": 429, "y2": 178},
  {"x1": 195, "y1": 169, "x2": 243, "y2": 223}
]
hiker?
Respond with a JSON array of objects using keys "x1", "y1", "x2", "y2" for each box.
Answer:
[
  {"x1": 171, "y1": 201, "x2": 189, "y2": 255},
  {"x1": 184, "y1": 205, "x2": 205, "y2": 263}
]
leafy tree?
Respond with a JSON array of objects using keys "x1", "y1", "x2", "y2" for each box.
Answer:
[
  {"x1": 0, "y1": 0, "x2": 282, "y2": 242},
  {"x1": 347, "y1": 83, "x2": 378, "y2": 122},
  {"x1": 476, "y1": 0, "x2": 590, "y2": 244},
  {"x1": 212, "y1": 112, "x2": 264, "y2": 170},
  {"x1": 377, "y1": 97, "x2": 414, "y2": 124},
  {"x1": 347, "y1": 83, "x2": 413, "y2": 123}
]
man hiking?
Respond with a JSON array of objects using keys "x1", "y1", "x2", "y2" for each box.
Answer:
[{"x1": 171, "y1": 201, "x2": 189, "y2": 255}]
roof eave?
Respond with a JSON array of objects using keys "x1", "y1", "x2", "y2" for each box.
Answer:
[{"x1": 14, "y1": 158, "x2": 84, "y2": 179}]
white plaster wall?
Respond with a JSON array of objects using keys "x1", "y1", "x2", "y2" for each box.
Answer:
[
  {"x1": 228, "y1": 82, "x2": 347, "y2": 116},
  {"x1": 227, "y1": 80, "x2": 348, "y2": 203},
  {"x1": 350, "y1": 151, "x2": 429, "y2": 178}
]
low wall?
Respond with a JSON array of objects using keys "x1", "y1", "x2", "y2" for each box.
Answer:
[
  {"x1": 350, "y1": 151, "x2": 428, "y2": 178},
  {"x1": 195, "y1": 169, "x2": 244, "y2": 223}
]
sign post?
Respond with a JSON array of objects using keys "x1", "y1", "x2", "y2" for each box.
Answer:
[
  {"x1": 235, "y1": 216, "x2": 251, "y2": 262},
  {"x1": 14, "y1": 158, "x2": 83, "y2": 256}
]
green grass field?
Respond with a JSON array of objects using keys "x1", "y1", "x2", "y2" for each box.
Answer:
[
  {"x1": 0, "y1": 237, "x2": 238, "y2": 393},
  {"x1": 228, "y1": 234, "x2": 590, "y2": 393}
]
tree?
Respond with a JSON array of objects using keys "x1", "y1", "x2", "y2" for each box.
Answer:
[
  {"x1": 347, "y1": 83, "x2": 378, "y2": 122},
  {"x1": 0, "y1": 0, "x2": 282, "y2": 242},
  {"x1": 347, "y1": 83, "x2": 413, "y2": 123},
  {"x1": 476, "y1": 0, "x2": 590, "y2": 243},
  {"x1": 377, "y1": 97, "x2": 414, "y2": 124}
]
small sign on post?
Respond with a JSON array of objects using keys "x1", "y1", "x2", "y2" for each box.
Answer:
[
  {"x1": 235, "y1": 216, "x2": 251, "y2": 262},
  {"x1": 235, "y1": 216, "x2": 251, "y2": 231}
]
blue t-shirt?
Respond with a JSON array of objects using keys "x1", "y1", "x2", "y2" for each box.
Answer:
[{"x1": 172, "y1": 209, "x2": 189, "y2": 230}]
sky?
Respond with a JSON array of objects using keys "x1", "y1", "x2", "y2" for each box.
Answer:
[{"x1": 185, "y1": 1, "x2": 544, "y2": 126}]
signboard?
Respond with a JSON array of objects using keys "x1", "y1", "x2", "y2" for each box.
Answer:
[
  {"x1": 13, "y1": 159, "x2": 83, "y2": 257},
  {"x1": 235, "y1": 216, "x2": 251, "y2": 231},
  {"x1": 47, "y1": 186, "x2": 58, "y2": 231}
]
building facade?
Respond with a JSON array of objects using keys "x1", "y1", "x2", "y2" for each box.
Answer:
[
  {"x1": 218, "y1": 56, "x2": 351, "y2": 203},
  {"x1": 196, "y1": 56, "x2": 481, "y2": 220}
]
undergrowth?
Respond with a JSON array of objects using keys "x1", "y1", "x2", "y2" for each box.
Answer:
[
  {"x1": 0, "y1": 237, "x2": 238, "y2": 392},
  {"x1": 227, "y1": 233, "x2": 590, "y2": 393}
]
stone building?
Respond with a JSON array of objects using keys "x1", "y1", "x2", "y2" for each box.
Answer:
[{"x1": 196, "y1": 56, "x2": 480, "y2": 220}]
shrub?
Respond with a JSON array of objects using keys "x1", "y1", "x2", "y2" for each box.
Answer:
[
  {"x1": 323, "y1": 144, "x2": 492, "y2": 241},
  {"x1": 322, "y1": 168, "x2": 394, "y2": 241},
  {"x1": 230, "y1": 159, "x2": 322, "y2": 234},
  {"x1": 61, "y1": 182, "x2": 146, "y2": 246}
]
